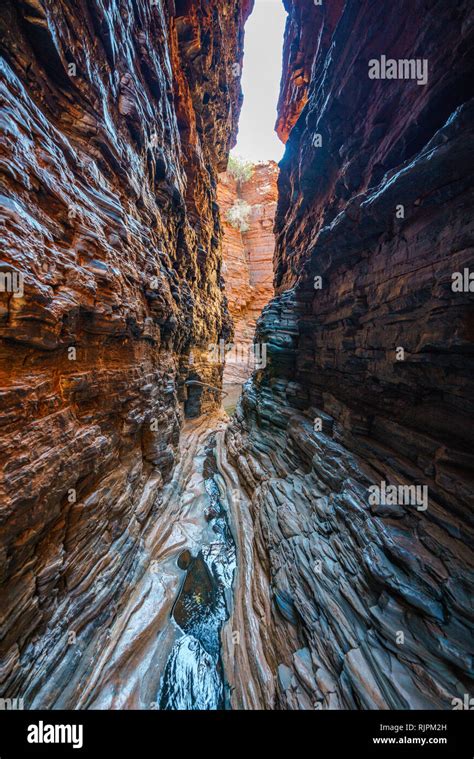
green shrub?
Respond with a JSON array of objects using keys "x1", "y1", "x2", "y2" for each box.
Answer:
[
  {"x1": 227, "y1": 155, "x2": 254, "y2": 185},
  {"x1": 226, "y1": 199, "x2": 251, "y2": 232}
]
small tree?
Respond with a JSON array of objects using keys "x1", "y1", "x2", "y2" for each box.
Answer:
[
  {"x1": 226, "y1": 199, "x2": 251, "y2": 232},
  {"x1": 227, "y1": 155, "x2": 254, "y2": 185}
]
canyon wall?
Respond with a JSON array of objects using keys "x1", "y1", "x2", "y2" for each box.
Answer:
[
  {"x1": 225, "y1": 0, "x2": 474, "y2": 709},
  {"x1": 0, "y1": 0, "x2": 252, "y2": 705},
  {"x1": 218, "y1": 162, "x2": 277, "y2": 391}
]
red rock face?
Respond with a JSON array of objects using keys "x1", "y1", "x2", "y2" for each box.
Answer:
[
  {"x1": 276, "y1": 0, "x2": 344, "y2": 143},
  {"x1": 0, "y1": 0, "x2": 252, "y2": 704},
  {"x1": 217, "y1": 162, "x2": 278, "y2": 389},
  {"x1": 2, "y1": 0, "x2": 473, "y2": 715},
  {"x1": 226, "y1": 1, "x2": 474, "y2": 709}
]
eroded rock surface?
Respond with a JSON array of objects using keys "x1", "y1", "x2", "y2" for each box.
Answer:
[
  {"x1": 225, "y1": 0, "x2": 474, "y2": 709},
  {"x1": 1, "y1": 0, "x2": 473, "y2": 714},
  {"x1": 218, "y1": 162, "x2": 277, "y2": 393},
  {"x1": 0, "y1": 0, "x2": 252, "y2": 705}
]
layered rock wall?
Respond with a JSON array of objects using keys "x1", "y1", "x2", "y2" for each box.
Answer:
[
  {"x1": 218, "y1": 162, "x2": 277, "y2": 389},
  {"x1": 0, "y1": 0, "x2": 252, "y2": 705},
  {"x1": 225, "y1": 0, "x2": 474, "y2": 709}
]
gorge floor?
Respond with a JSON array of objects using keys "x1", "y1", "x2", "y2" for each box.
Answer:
[
  {"x1": 158, "y1": 430, "x2": 237, "y2": 710},
  {"x1": 82, "y1": 412, "x2": 241, "y2": 710}
]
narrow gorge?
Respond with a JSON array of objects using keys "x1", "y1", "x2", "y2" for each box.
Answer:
[
  {"x1": 0, "y1": 0, "x2": 473, "y2": 716},
  {"x1": 218, "y1": 160, "x2": 277, "y2": 409}
]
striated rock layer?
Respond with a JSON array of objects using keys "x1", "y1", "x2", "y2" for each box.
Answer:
[
  {"x1": 218, "y1": 162, "x2": 277, "y2": 391},
  {"x1": 0, "y1": 0, "x2": 252, "y2": 705},
  {"x1": 225, "y1": 0, "x2": 474, "y2": 709}
]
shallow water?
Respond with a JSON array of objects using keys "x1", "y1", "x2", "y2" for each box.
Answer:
[{"x1": 158, "y1": 442, "x2": 236, "y2": 710}]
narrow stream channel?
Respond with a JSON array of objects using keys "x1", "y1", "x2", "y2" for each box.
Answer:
[{"x1": 158, "y1": 435, "x2": 236, "y2": 710}]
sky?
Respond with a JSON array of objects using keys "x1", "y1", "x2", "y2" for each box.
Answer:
[{"x1": 232, "y1": 0, "x2": 287, "y2": 164}]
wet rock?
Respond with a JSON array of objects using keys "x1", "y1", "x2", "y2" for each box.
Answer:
[
  {"x1": 224, "y1": 0, "x2": 474, "y2": 710},
  {"x1": 177, "y1": 551, "x2": 193, "y2": 571},
  {"x1": 0, "y1": 0, "x2": 252, "y2": 705},
  {"x1": 158, "y1": 635, "x2": 223, "y2": 711}
]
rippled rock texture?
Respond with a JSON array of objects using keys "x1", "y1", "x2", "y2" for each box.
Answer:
[
  {"x1": 218, "y1": 162, "x2": 277, "y2": 390},
  {"x1": 0, "y1": 0, "x2": 252, "y2": 705},
  {"x1": 225, "y1": 0, "x2": 474, "y2": 709}
]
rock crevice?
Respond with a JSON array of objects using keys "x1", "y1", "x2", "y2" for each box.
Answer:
[{"x1": 218, "y1": 161, "x2": 277, "y2": 394}]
